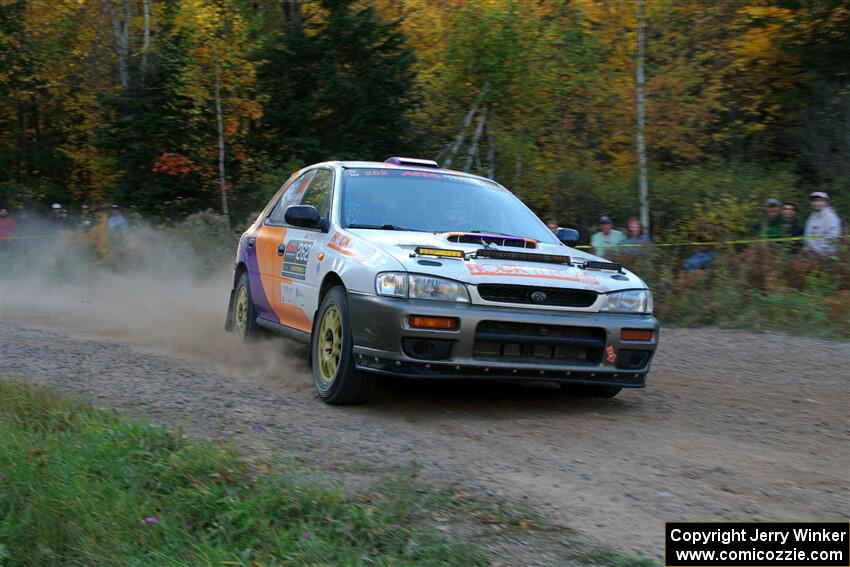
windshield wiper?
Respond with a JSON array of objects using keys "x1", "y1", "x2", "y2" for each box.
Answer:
[{"x1": 347, "y1": 223, "x2": 421, "y2": 231}]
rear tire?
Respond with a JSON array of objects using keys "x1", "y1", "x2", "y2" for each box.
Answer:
[
  {"x1": 311, "y1": 286, "x2": 374, "y2": 404},
  {"x1": 560, "y1": 384, "x2": 623, "y2": 398},
  {"x1": 233, "y1": 272, "x2": 263, "y2": 341}
]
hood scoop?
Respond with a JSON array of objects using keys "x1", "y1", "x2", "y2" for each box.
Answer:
[{"x1": 446, "y1": 232, "x2": 536, "y2": 249}]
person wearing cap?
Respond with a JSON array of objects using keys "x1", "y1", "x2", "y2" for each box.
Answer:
[
  {"x1": 590, "y1": 215, "x2": 624, "y2": 258},
  {"x1": 107, "y1": 204, "x2": 129, "y2": 233},
  {"x1": 50, "y1": 203, "x2": 70, "y2": 231},
  {"x1": 803, "y1": 192, "x2": 842, "y2": 256},
  {"x1": 756, "y1": 198, "x2": 785, "y2": 239}
]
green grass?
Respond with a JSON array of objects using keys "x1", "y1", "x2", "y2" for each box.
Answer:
[{"x1": 0, "y1": 382, "x2": 488, "y2": 566}]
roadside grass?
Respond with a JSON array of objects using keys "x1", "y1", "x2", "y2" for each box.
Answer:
[
  {"x1": 0, "y1": 381, "x2": 661, "y2": 566},
  {"x1": 0, "y1": 382, "x2": 487, "y2": 566}
]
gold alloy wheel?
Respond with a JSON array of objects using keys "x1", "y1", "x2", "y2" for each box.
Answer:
[
  {"x1": 235, "y1": 285, "x2": 249, "y2": 337},
  {"x1": 318, "y1": 305, "x2": 343, "y2": 384}
]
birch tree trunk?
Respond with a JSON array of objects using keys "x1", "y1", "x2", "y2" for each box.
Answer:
[
  {"x1": 104, "y1": 0, "x2": 132, "y2": 89},
  {"x1": 443, "y1": 83, "x2": 488, "y2": 169},
  {"x1": 485, "y1": 108, "x2": 495, "y2": 179},
  {"x1": 464, "y1": 106, "x2": 487, "y2": 172},
  {"x1": 214, "y1": 67, "x2": 229, "y2": 220},
  {"x1": 635, "y1": 0, "x2": 649, "y2": 233},
  {"x1": 141, "y1": 0, "x2": 151, "y2": 76}
]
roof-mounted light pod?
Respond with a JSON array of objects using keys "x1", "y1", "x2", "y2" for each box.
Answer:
[{"x1": 384, "y1": 157, "x2": 440, "y2": 168}]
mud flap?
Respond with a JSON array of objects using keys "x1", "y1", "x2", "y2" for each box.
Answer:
[{"x1": 224, "y1": 288, "x2": 236, "y2": 332}]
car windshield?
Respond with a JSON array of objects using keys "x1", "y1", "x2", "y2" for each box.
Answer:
[{"x1": 340, "y1": 168, "x2": 558, "y2": 243}]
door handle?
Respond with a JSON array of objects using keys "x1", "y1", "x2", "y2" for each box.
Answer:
[
  {"x1": 278, "y1": 243, "x2": 286, "y2": 256},
  {"x1": 247, "y1": 237, "x2": 255, "y2": 247}
]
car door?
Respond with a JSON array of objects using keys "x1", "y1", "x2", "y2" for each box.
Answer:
[
  {"x1": 278, "y1": 168, "x2": 335, "y2": 332},
  {"x1": 253, "y1": 169, "x2": 316, "y2": 328}
]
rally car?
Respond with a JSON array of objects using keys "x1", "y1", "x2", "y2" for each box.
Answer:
[{"x1": 225, "y1": 157, "x2": 659, "y2": 404}]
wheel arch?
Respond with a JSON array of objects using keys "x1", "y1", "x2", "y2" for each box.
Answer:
[
  {"x1": 233, "y1": 261, "x2": 248, "y2": 288},
  {"x1": 319, "y1": 271, "x2": 346, "y2": 305}
]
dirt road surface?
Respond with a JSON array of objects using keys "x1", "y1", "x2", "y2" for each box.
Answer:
[{"x1": 2, "y1": 275, "x2": 848, "y2": 557}]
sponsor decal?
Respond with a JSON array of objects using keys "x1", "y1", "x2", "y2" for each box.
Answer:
[
  {"x1": 328, "y1": 232, "x2": 355, "y2": 256},
  {"x1": 281, "y1": 283, "x2": 307, "y2": 307},
  {"x1": 606, "y1": 346, "x2": 617, "y2": 363},
  {"x1": 401, "y1": 170, "x2": 441, "y2": 178},
  {"x1": 282, "y1": 239, "x2": 313, "y2": 280},
  {"x1": 327, "y1": 232, "x2": 377, "y2": 263},
  {"x1": 466, "y1": 263, "x2": 599, "y2": 285}
]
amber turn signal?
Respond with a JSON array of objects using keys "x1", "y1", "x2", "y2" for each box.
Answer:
[
  {"x1": 409, "y1": 316, "x2": 459, "y2": 330},
  {"x1": 620, "y1": 329, "x2": 654, "y2": 341}
]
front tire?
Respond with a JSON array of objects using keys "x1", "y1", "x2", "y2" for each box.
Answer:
[
  {"x1": 233, "y1": 272, "x2": 263, "y2": 341},
  {"x1": 311, "y1": 286, "x2": 374, "y2": 404}
]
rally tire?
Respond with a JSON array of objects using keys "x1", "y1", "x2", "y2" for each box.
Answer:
[
  {"x1": 233, "y1": 272, "x2": 264, "y2": 341},
  {"x1": 311, "y1": 286, "x2": 374, "y2": 404},
  {"x1": 560, "y1": 384, "x2": 623, "y2": 398}
]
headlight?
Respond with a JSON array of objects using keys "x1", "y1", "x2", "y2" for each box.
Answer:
[
  {"x1": 376, "y1": 272, "x2": 470, "y2": 302},
  {"x1": 600, "y1": 289, "x2": 653, "y2": 314},
  {"x1": 375, "y1": 272, "x2": 408, "y2": 298}
]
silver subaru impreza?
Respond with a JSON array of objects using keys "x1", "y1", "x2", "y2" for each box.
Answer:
[{"x1": 225, "y1": 157, "x2": 659, "y2": 404}]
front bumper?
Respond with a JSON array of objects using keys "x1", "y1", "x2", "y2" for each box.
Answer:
[{"x1": 347, "y1": 291, "x2": 659, "y2": 387}]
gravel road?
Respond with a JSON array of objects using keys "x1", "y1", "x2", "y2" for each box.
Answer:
[{"x1": 2, "y1": 273, "x2": 848, "y2": 557}]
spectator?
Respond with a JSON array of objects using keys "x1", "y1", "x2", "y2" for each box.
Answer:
[
  {"x1": 79, "y1": 204, "x2": 97, "y2": 231},
  {"x1": 546, "y1": 219, "x2": 558, "y2": 233},
  {"x1": 622, "y1": 217, "x2": 650, "y2": 252},
  {"x1": 683, "y1": 246, "x2": 717, "y2": 272},
  {"x1": 0, "y1": 208, "x2": 16, "y2": 240},
  {"x1": 50, "y1": 203, "x2": 70, "y2": 230},
  {"x1": 590, "y1": 216, "x2": 624, "y2": 258},
  {"x1": 13, "y1": 206, "x2": 31, "y2": 237},
  {"x1": 757, "y1": 198, "x2": 785, "y2": 239},
  {"x1": 107, "y1": 204, "x2": 129, "y2": 233},
  {"x1": 803, "y1": 192, "x2": 842, "y2": 256},
  {"x1": 781, "y1": 201, "x2": 804, "y2": 238}
]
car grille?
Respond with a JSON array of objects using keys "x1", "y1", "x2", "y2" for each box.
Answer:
[
  {"x1": 477, "y1": 284, "x2": 597, "y2": 308},
  {"x1": 472, "y1": 321, "x2": 605, "y2": 364}
]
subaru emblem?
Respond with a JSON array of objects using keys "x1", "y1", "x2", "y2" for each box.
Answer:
[{"x1": 531, "y1": 291, "x2": 547, "y2": 303}]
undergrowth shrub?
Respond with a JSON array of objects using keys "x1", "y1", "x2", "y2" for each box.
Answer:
[{"x1": 611, "y1": 243, "x2": 849, "y2": 338}]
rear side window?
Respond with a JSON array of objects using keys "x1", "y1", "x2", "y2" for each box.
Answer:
[
  {"x1": 298, "y1": 169, "x2": 333, "y2": 219},
  {"x1": 267, "y1": 170, "x2": 316, "y2": 224}
]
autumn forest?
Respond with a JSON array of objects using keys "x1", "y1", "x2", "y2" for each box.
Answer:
[{"x1": 1, "y1": 0, "x2": 848, "y2": 239}]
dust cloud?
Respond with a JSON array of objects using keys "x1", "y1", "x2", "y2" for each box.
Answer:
[{"x1": 0, "y1": 217, "x2": 311, "y2": 387}]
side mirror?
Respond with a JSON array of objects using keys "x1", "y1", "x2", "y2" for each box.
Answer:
[
  {"x1": 555, "y1": 227, "x2": 580, "y2": 247},
  {"x1": 284, "y1": 205, "x2": 323, "y2": 229}
]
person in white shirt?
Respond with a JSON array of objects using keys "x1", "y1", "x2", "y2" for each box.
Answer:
[
  {"x1": 803, "y1": 192, "x2": 842, "y2": 256},
  {"x1": 107, "y1": 204, "x2": 129, "y2": 233},
  {"x1": 590, "y1": 215, "x2": 624, "y2": 258}
]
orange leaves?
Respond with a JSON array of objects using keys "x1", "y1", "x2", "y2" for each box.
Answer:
[{"x1": 152, "y1": 153, "x2": 201, "y2": 176}]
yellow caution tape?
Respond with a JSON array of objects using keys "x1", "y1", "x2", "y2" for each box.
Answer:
[
  {"x1": 0, "y1": 235, "x2": 56, "y2": 240},
  {"x1": 575, "y1": 235, "x2": 849, "y2": 249}
]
